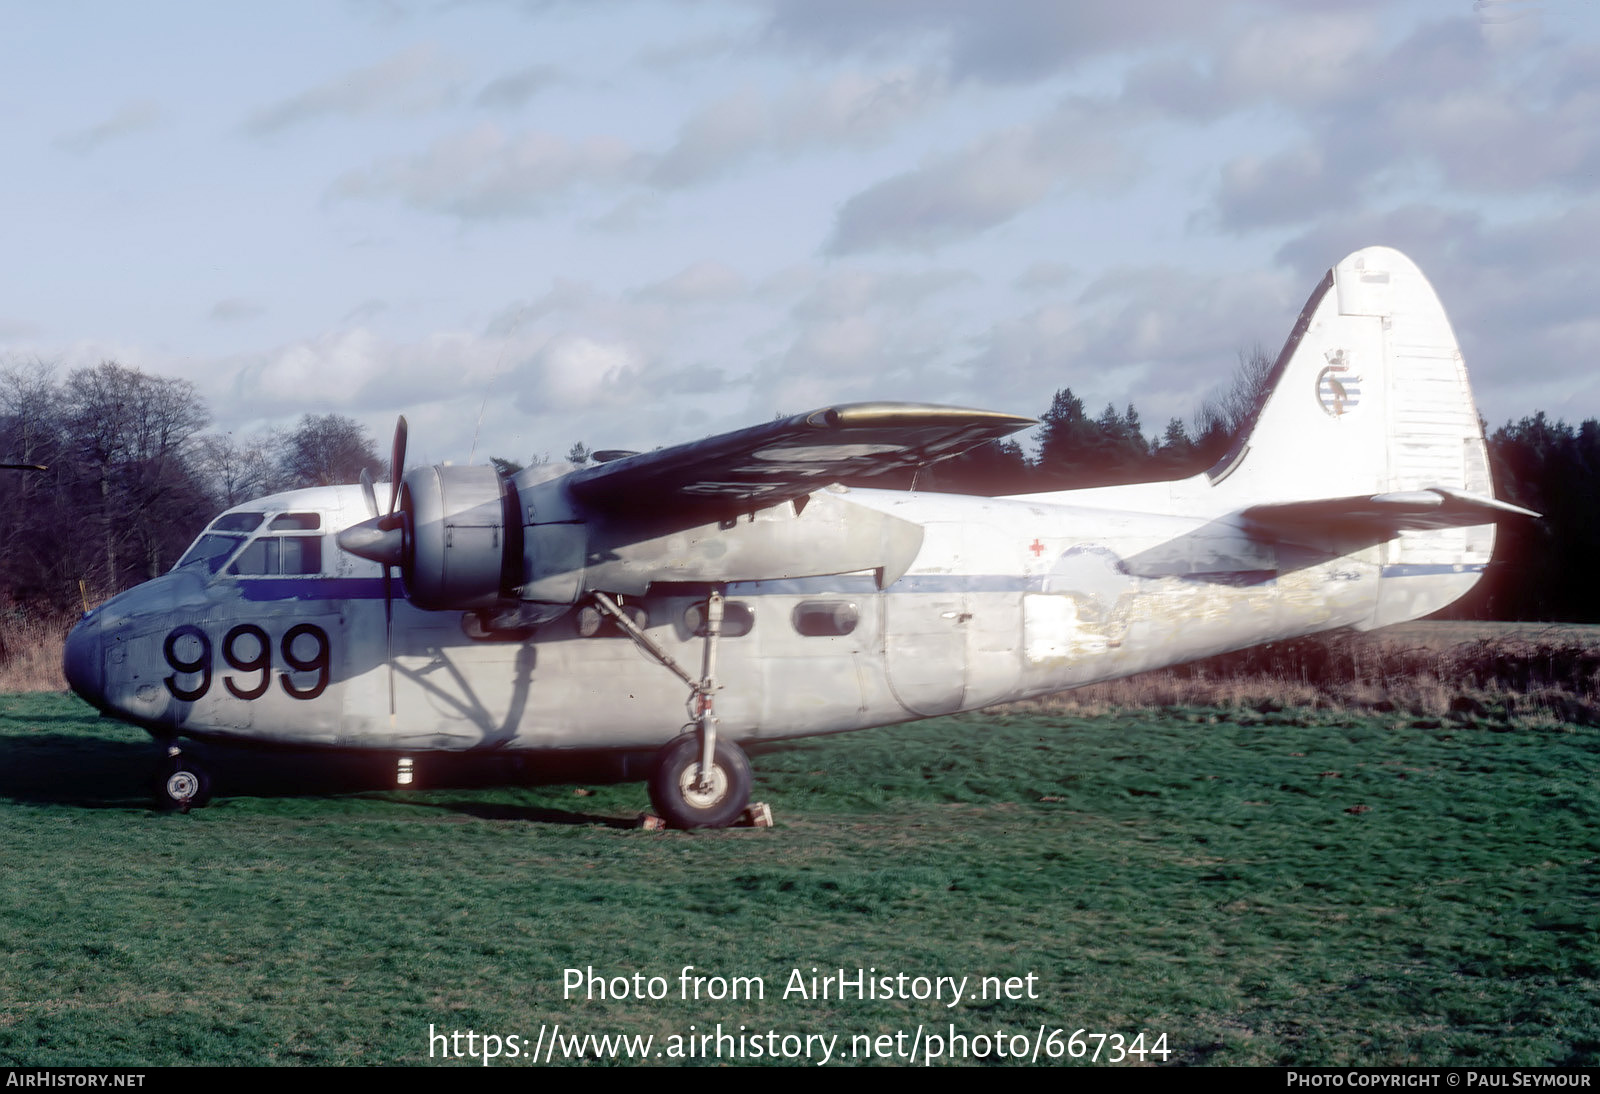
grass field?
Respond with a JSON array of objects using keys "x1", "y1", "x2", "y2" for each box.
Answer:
[{"x1": 2, "y1": 686, "x2": 1596, "y2": 1067}]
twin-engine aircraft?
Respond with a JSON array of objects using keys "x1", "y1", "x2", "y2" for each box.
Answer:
[{"x1": 63, "y1": 247, "x2": 1535, "y2": 825}]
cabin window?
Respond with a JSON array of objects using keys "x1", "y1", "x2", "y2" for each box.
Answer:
[
  {"x1": 683, "y1": 601, "x2": 754, "y2": 638},
  {"x1": 269, "y1": 512, "x2": 321, "y2": 531},
  {"x1": 210, "y1": 512, "x2": 263, "y2": 533},
  {"x1": 792, "y1": 600, "x2": 859, "y2": 637},
  {"x1": 228, "y1": 535, "x2": 323, "y2": 576},
  {"x1": 280, "y1": 535, "x2": 322, "y2": 574},
  {"x1": 230, "y1": 536, "x2": 278, "y2": 575}
]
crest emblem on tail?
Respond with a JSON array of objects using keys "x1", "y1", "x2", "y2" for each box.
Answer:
[{"x1": 1316, "y1": 350, "x2": 1362, "y2": 417}]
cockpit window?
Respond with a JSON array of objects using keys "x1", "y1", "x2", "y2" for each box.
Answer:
[
  {"x1": 228, "y1": 535, "x2": 323, "y2": 576},
  {"x1": 229, "y1": 536, "x2": 279, "y2": 576},
  {"x1": 269, "y1": 512, "x2": 321, "y2": 531},
  {"x1": 210, "y1": 512, "x2": 264, "y2": 533},
  {"x1": 175, "y1": 534, "x2": 244, "y2": 574}
]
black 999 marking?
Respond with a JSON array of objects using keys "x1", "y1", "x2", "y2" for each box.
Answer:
[
  {"x1": 163, "y1": 625, "x2": 212, "y2": 702},
  {"x1": 161, "y1": 623, "x2": 331, "y2": 703},
  {"x1": 222, "y1": 624, "x2": 271, "y2": 700},
  {"x1": 279, "y1": 623, "x2": 331, "y2": 701}
]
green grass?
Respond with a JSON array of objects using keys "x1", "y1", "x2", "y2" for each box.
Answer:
[{"x1": 1, "y1": 693, "x2": 1596, "y2": 1066}]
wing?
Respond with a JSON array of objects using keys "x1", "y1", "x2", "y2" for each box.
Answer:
[{"x1": 564, "y1": 402, "x2": 1034, "y2": 516}]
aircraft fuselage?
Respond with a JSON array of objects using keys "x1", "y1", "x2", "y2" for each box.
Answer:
[{"x1": 62, "y1": 480, "x2": 1485, "y2": 755}]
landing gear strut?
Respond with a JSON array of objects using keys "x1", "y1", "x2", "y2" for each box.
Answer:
[
  {"x1": 155, "y1": 746, "x2": 212, "y2": 812},
  {"x1": 591, "y1": 586, "x2": 753, "y2": 828}
]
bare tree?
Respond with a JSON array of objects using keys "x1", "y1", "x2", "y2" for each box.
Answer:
[
  {"x1": 63, "y1": 361, "x2": 211, "y2": 590},
  {"x1": 277, "y1": 414, "x2": 380, "y2": 488},
  {"x1": 195, "y1": 430, "x2": 284, "y2": 506},
  {"x1": 1194, "y1": 343, "x2": 1275, "y2": 444}
]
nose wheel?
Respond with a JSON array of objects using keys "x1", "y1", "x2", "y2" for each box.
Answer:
[
  {"x1": 648, "y1": 735, "x2": 751, "y2": 829},
  {"x1": 156, "y1": 750, "x2": 212, "y2": 812}
]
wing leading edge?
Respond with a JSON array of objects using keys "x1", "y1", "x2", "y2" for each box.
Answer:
[{"x1": 564, "y1": 402, "x2": 1035, "y2": 515}]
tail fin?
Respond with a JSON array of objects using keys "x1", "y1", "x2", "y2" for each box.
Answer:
[
  {"x1": 1210, "y1": 246, "x2": 1531, "y2": 624},
  {"x1": 1208, "y1": 246, "x2": 1489, "y2": 504}
]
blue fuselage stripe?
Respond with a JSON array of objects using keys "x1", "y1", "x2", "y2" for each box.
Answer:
[
  {"x1": 1378, "y1": 563, "x2": 1485, "y2": 577},
  {"x1": 229, "y1": 565, "x2": 1462, "y2": 603}
]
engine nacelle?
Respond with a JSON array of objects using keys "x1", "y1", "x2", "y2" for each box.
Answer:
[{"x1": 400, "y1": 464, "x2": 515, "y2": 611}]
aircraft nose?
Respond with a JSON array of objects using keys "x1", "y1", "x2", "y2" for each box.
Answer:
[{"x1": 62, "y1": 612, "x2": 105, "y2": 710}]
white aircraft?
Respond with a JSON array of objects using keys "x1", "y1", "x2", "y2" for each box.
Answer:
[{"x1": 62, "y1": 246, "x2": 1535, "y2": 825}]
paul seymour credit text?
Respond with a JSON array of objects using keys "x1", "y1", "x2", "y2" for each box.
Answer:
[{"x1": 427, "y1": 965, "x2": 1174, "y2": 1065}]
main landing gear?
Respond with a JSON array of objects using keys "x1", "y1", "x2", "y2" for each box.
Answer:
[
  {"x1": 591, "y1": 587, "x2": 754, "y2": 829},
  {"x1": 648, "y1": 735, "x2": 752, "y2": 830},
  {"x1": 155, "y1": 746, "x2": 212, "y2": 812}
]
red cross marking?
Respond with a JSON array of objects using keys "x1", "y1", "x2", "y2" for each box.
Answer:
[{"x1": 1029, "y1": 539, "x2": 1045, "y2": 557}]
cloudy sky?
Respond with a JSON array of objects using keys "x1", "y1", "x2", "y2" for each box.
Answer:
[{"x1": 2, "y1": 0, "x2": 1595, "y2": 467}]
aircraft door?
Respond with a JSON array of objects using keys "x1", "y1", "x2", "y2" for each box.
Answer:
[
  {"x1": 882, "y1": 578, "x2": 966, "y2": 716},
  {"x1": 960, "y1": 522, "x2": 1024, "y2": 708},
  {"x1": 882, "y1": 522, "x2": 1018, "y2": 715}
]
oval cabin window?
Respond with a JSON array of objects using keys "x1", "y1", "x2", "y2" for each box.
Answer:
[
  {"x1": 683, "y1": 601, "x2": 754, "y2": 638},
  {"x1": 792, "y1": 600, "x2": 859, "y2": 637}
]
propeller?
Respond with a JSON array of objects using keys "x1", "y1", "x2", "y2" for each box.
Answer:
[
  {"x1": 338, "y1": 417, "x2": 408, "y2": 717},
  {"x1": 338, "y1": 417, "x2": 409, "y2": 567},
  {"x1": 359, "y1": 467, "x2": 377, "y2": 520},
  {"x1": 388, "y1": 415, "x2": 407, "y2": 516}
]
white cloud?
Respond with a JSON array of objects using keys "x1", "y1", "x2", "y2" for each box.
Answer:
[
  {"x1": 759, "y1": 0, "x2": 1242, "y2": 83},
  {"x1": 1199, "y1": 16, "x2": 1600, "y2": 233},
  {"x1": 208, "y1": 299, "x2": 265, "y2": 323},
  {"x1": 631, "y1": 261, "x2": 746, "y2": 305},
  {"x1": 790, "y1": 267, "x2": 971, "y2": 321},
  {"x1": 475, "y1": 64, "x2": 563, "y2": 110},
  {"x1": 651, "y1": 92, "x2": 770, "y2": 188},
  {"x1": 963, "y1": 263, "x2": 1298, "y2": 425},
  {"x1": 827, "y1": 98, "x2": 1137, "y2": 253},
  {"x1": 1210, "y1": 145, "x2": 1352, "y2": 231},
  {"x1": 55, "y1": 101, "x2": 162, "y2": 155},
  {"x1": 515, "y1": 333, "x2": 642, "y2": 413},
  {"x1": 651, "y1": 69, "x2": 945, "y2": 188},
  {"x1": 243, "y1": 45, "x2": 462, "y2": 136},
  {"x1": 1274, "y1": 200, "x2": 1600, "y2": 427},
  {"x1": 333, "y1": 123, "x2": 641, "y2": 218}
]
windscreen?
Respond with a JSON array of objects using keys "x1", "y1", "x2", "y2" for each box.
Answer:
[{"x1": 174, "y1": 534, "x2": 244, "y2": 574}]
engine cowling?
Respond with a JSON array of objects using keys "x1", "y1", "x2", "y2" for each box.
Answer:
[{"x1": 399, "y1": 464, "x2": 515, "y2": 611}]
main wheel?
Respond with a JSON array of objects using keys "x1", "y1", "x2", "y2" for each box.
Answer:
[
  {"x1": 647, "y1": 736, "x2": 751, "y2": 829},
  {"x1": 156, "y1": 760, "x2": 212, "y2": 812}
]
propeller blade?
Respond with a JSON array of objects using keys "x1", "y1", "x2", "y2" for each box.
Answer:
[
  {"x1": 384, "y1": 564, "x2": 396, "y2": 718},
  {"x1": 359, "y1": 468, "x2": 378, "y2": 519},
  {"x1": 388, "y1": 416, "x2": 408, "y2": 516}
]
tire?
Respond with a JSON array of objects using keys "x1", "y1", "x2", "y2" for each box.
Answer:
[
  {"x1": 647, "y1": 736, "x2": 751, "y2": 829},
  {"x1": 157, "y1": 760, "x2": 212, "y2": 812}
]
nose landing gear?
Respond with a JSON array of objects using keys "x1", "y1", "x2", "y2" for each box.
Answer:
[{"x1": 156, "y1": 747, "x2": 212, "y2": 812}]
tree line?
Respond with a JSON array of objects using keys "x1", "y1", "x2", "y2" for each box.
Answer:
[
  {"x1": 3, "y1": 355, "x2": 1594, "y2": 621},
  {"x1": 0, "y1": 361, "x2": 379, "y2": 610}
]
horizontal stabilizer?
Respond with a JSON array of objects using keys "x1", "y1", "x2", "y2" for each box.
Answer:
[
  {"x1": 566, "y1": 402, "x2": 1034, "y2": 515},
  {"x1": 1243, "y1": 487, "x2": 1539, "y2": 536}
]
